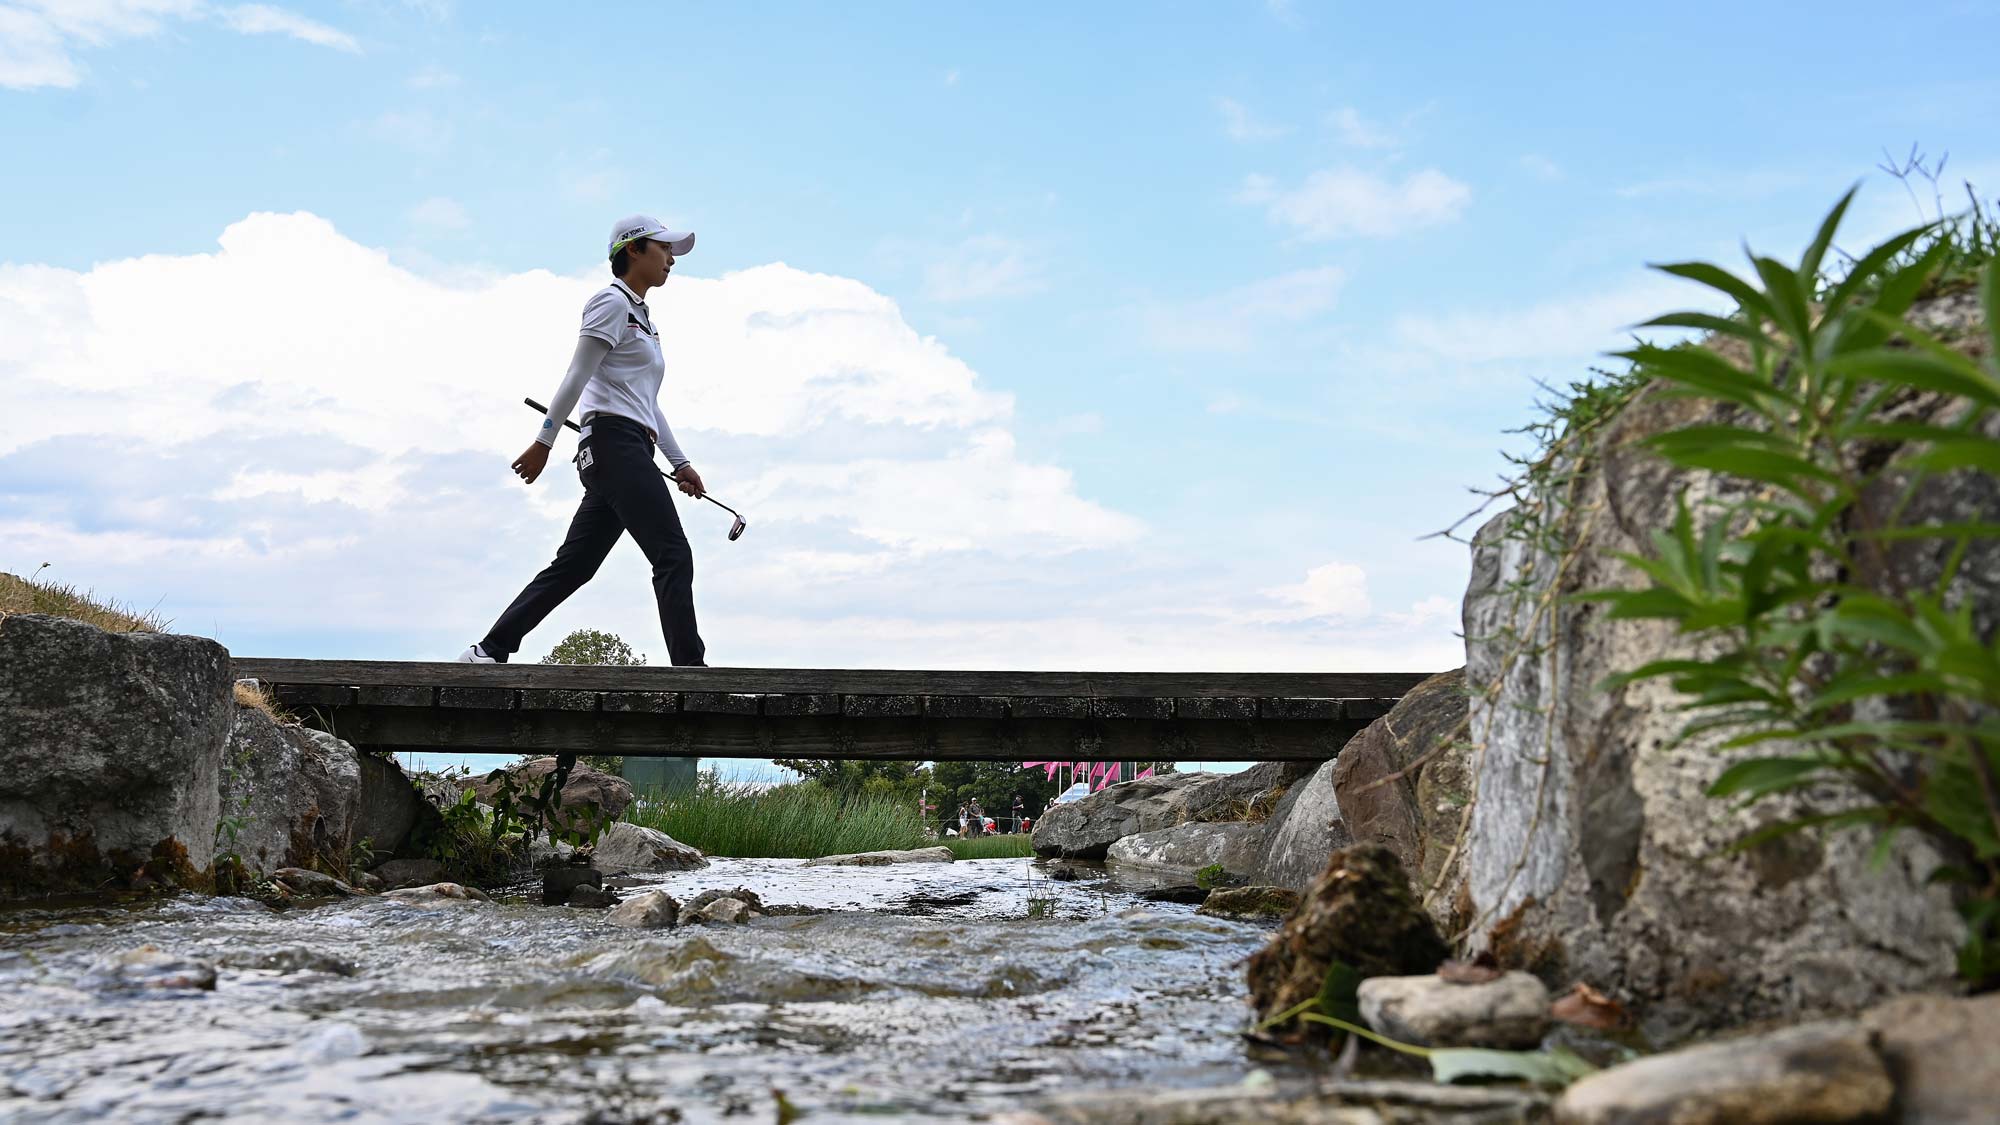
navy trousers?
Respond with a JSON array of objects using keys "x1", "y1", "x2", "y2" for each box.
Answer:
[{"x1": 480, "y1": 413, "x2": 706, "y2": 666}]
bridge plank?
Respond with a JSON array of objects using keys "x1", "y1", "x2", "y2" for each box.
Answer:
[
  {"x1": 602, "y1": 691, "x2": 678, "y2": 713},
  {"x1": 761, "y1": 693, "x2": 840, "y2": 717},
  {"x1": 684, "y1": 692, "x2": 761, "y2": 715},
  {"x1": 308, "y1": 705, "x2": 1368, "y2": 760},
  {"x1": 230, "y1": 658, "x2": 1433, "y2": 700}
]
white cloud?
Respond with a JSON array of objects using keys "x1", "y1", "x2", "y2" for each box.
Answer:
[
  {"x1": 0, "y1": 0, "x2": 355, "y2": 89},
  {"x1": 1393, "y1": 273, "x2": 1712, "y2": 364},
  {"x1": 367, "y1": 109, "x2": 450, "y2": 150},
  {"x1": 407, "y1": 63, "x2": 459, "y2": 88},
  {"x1": 1327, "y1": 107, "x2": 1397, "y2": 149},
  {"x1": 922, "y1": 235, "x2": 1044, "y2": 302},
  {"x1": 217, "y1": 4, "x2": 357, "y2": 51},
  {"x1": 1238, "y1": 167, "x2": 1471, "y2": 240},
  {"x1": 1518, "y1": 154, "x2": 1563, "y2": 181},
  {"x1": 1218, "y1": 97, "x2": 1288, "y2": 143},
  {"x1": 407, "y1": 195, "x2": 471, "y2": 231},
  {"x1": 1138, "y1": 266, "x2": 1345, "y2": 352},
  {"x1": 1260, "y1": 562, "x2": 1372, "y2": 621}
]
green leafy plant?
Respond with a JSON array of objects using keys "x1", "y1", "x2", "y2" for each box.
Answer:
[
  {"x1": 1579, "y1": 187, "x2": 2000, "y2": 985},
  {"x1": 1194, "y1": 863, "x2": 1231, "y2": 891}
]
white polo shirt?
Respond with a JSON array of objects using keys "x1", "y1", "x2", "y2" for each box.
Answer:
[{"x1": 532, "y1": 277, "x2": 690, "y2": 468}]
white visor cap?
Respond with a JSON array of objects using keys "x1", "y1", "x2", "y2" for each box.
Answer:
[{"x1": 608, "y1": 214, "x2": 695, "y2": 259}]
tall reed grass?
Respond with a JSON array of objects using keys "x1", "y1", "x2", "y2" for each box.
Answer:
[
  {"x1": 944, "y1": 834, "x2": 1035, "y2": 860},
  {"x1": 626, "y1": 775, "x2": 928, "y2": 858}
]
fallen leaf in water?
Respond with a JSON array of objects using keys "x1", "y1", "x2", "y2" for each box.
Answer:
[{"x1": 1550, "y1": 982, "x2": 1630, "y2": 1030}]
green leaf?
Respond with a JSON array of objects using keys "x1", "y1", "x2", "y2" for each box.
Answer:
[
  {"x1": 1708, "y1": 757, "x2": 1829, "y2": 800},
  {"x1": 1913, "y1": 439, "x2": 2000, "y2": 476},
  {"x1": 1644, "y1": 425, "x2": 1797, "y2": 456},
  {"x1": 1598, "y1": 587, "x2": 1698, "y2": 622},
  {"x1": 1618, "y1": 344, "x2": 1798, "y2": 412},
  {"x1": 1800, "y1": 187, "x2": 1857, "y2": 288},
  {"x1": 1752, "y1": 254, "x2": 1815, "y2": 349},
  {"x1": 1317, "y1": 959, "x2": 1365, "y2": 1028},
  {"x1": 1984, "y1": 258, "x2": 2000, "y2": 366},
  {"x1": 1638, "y1": 311, "x2": 1767, "y2": 346},
  {"x1": 1822, "y1": 224, "x2": 1935, "y2": 327},
  {"x1": 1655, "y1": 446, "x2": 1840, "y2": 492},
  {"x1": 1805, "y1": 672, "x2": 1947, "y2": 713},
  {"x1": 1836, "y1": 239, "x2": 1951, "y2": 354},
  {"x1": 1597, "y1": 658, "x2": 1739, "y2": 692},
  {"x1": 1429, "y1": 1046, "x2": 1598, "y2": 1087},
  {"x1": 1652, "y1": 261, "x2": 1777, "y2": 324},
  {"x1": 1825, "y1": 348, "x2": 2000, "y2": 410}
]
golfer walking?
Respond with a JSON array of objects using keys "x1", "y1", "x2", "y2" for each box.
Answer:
[{"x1": 459, "y1": 215, "x2": 709, "y2": 667}]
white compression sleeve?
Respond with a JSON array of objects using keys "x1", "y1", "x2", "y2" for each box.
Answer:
[
  {"x1": 652, "y1": 399, "x2": 690, "y2": 469},
  {"x1": 534, "y1": 335, "x2": 613, "y2": 447}
]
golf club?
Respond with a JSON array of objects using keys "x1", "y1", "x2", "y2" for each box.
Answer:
[{"x1": 523, "y1": 397, "x2": 748, "y2": 541}]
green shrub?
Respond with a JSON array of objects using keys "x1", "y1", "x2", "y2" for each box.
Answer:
[
  {"x1": 1581, "y1": 187, "x2": 2000, "y2": 985},
  {"x1": 945, "y1": 834, "x2": 1035, "y2": 860}
]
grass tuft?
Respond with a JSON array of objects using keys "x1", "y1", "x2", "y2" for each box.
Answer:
[
  {"x1": 0, "y1": 567, "x2": 167, "y2": 633},
  {"x1": 944, "y1": 834, "x2": 1035, "y2": 860},
  {"x1": 626, "y1": 773, "x2": 929, "y2": 858}
]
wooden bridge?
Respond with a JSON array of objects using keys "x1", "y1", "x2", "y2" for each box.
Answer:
[{"x1": 231, "y1": 659, "x2": 1433, "y2": 761}]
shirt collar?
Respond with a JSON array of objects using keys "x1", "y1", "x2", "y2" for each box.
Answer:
[{"x1": 611, "y1": 278, "x2": 647, "y2": 310}]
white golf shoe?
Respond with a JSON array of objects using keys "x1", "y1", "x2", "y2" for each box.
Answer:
[{"x1": 456, "y1": 643, "x2": 498, "y2": 663}]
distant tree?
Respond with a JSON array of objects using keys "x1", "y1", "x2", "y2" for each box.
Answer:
[
  {"x1": 774, "y1": 760, "x2": 931, "y2": 806},
  {"x1": 538, "y1": 628, "x2": 644, "y2": 773},
  {"x1": 542, "y1": 628, "x2": 646, "y2": 668},
  {"x1": 931, "y1": 761, "x2": 1060, "y2": 832}
]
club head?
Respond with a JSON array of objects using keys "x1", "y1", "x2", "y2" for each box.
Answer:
[{"x1": 727, "y1": 515, "x2": 747, "y2": 541}]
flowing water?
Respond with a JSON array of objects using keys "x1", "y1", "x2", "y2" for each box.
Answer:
[{"x1": 0, "y1": 859, "x2": 1286, "y2": 1124}]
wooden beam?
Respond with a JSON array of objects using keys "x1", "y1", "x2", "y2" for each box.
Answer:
[
  {"x1": 234, "y1": 657, "x2": 1435, "y2": 700},
  {"x1": 297, "y1": 703, "x2": 1368, "y2": 761}
]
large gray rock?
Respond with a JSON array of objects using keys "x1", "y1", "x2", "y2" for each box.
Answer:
[
  {"x1": 353, "y1": 751, "x2": 434, "y2": 859},
  {"x1": 1862, "y1": 991, "x2": 2000, "y2": 1125},
  {"x1": 1031, "y1": 763, "x2": 1307, "y2": 860},
  {"x1": 1328, "y1": 668, "x2": 1468, "y2": 919},
  {"x1": 0, "y1": 614, "x2": 232, "y2": 895},
  {"x1": 1104, "y1": 822, "x2": 1267, "y2": 881},
  {"x1": 590, "y1": 821, "x2": 707, "y2": 872},
  {"x1": 1458, "y1": 359, "x2": 1969, "y2": 1036},
  {"x1": 1356, "y1": 971, "x2": 1550, "y2": 1049},
  {"x1": 218, "y1": 707, "x2": 361, "y2": 877},
  {"x1": 1554, "y1": 1019, "x2": 1893, "y2": 1125},
  {"x1": 1250, "y1": 760, "x2": 1348, "y2": 891},
  {"x1": 803, "y1": 846, "x2": 952, "y2": 867}
]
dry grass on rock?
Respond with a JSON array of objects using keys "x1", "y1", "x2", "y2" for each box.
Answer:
[{"x1": 0, "y1": 570, "x2": 166, "y2": 633}]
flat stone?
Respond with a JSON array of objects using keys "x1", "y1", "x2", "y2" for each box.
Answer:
[
  {"x1": 1197, "y1": 886, "x2": 1301, "y2": 920},
  {"x1": 803, "y1": 846, "x2": 954, "y2": 867},
  {"x1": 1105, "y1": 821, "x2": 1268, "y2": 881},
  {"x1": 1356, "y1": 970, "x2": 1550, "y2": 1049},
  {"x1": 680, "y1": 887, "x2": 764, "y2": 917},
  {"x1": 1554, "y1": 1019, "x2": 1893, "y2": 1125},
  {"x1": 607, "y1": 890, "x2": 678, "y2": 929},
  {"x1": 566, "y1": 885, "x2": 617, "y2": 908},
  {"x1": 379, "y1": 881, "x2": 491, "y2": 906},
  {"x1": 1862, "y1": 990, "x2": 2000, "y2": 1125},
  {"x1": 272, "y1": 867, "x2": 362, "y2": 898}
]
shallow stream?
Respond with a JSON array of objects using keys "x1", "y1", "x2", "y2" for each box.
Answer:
[{"x1": 0, "y1": 859, "x2": 1288, "y2": 1123}]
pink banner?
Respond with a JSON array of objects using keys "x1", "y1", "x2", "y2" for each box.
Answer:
[{"x1": 1136, "y1": 766, "x2": 1154, "y2": 780}]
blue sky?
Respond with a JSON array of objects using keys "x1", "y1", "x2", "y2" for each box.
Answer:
[{"x1": 3, "y1": 0, "x2": 1996, "y2": 707}]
